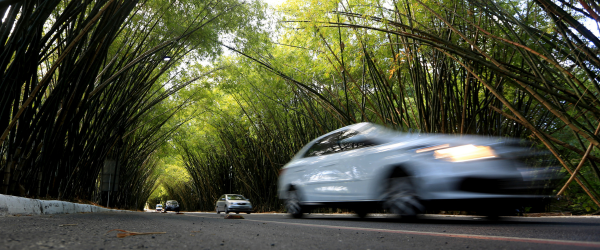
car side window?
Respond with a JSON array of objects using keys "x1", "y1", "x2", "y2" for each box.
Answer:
[
  {"x1": 304, "y1": 132, "x2": 342, "y2": 157},
  {"x1": 304, "y1": 129, "x2": 377, "y2": 157},
  {"x1": 219, "y1": 195, "x2": 225, "y2": 201},
  {"x1": 337, "y1": 130, "x2": 377, "y2": 151}
]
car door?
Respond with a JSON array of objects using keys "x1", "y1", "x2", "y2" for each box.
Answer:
[
  {"x1": 301, "y1": 131, "x2": 354, "y2": 202},
  {"x1": 335, "y1": 132, "x2": 381, "y2": 200}
]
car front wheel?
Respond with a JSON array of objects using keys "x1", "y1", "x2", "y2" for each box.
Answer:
[
  {"x1": 285, "y1": 189, "x2": 303, "y2": 218},
  {"x1": 225, "y1": 206, "x2": 229, "y2": 214},
  {"x1": 383, "y1": 176, "x2": 424, "y2": 218}
]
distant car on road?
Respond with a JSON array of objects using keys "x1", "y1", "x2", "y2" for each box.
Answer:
[
  {"x1": 163, "y1": 200, "x2": 180, "y2": 213},
  {"x1": 278, "y1": 122, "x2": 556, "y2": 219},
  {"x1": 215, "y1": 194, "x2": 253, "y2": 214},
  {"x1": 155, "y1": 204, "x2": 162, "y2": 212}
]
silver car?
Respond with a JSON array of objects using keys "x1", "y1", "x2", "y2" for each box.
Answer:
[
  {"x1": 215, "y1": 194, "x2": 253, "y2": 214},
  {"x1": 278, "y1": 122, "x2": 556, "y2": 218}
]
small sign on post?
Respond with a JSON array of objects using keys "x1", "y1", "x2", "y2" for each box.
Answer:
[{"x1": 101, "y1": 159, "x2": 119, "y2": 192}]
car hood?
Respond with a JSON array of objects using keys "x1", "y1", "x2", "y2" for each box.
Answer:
[{"x1": 227, "y1": 201, "x2": 251, "y2": 205}]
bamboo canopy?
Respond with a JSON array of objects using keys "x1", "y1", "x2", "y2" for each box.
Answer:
[
  {"x1": 179, "y1": 0, "x2": 600, "y2": 212},
  {"x1": 0, "y1": 0, "x2": 239, "y2": 210}
]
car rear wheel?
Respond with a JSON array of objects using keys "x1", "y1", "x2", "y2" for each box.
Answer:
[
  {"x1": 383, "y1": 176, "x2": 424, "y2": 218},
  {"x1": 246, "y1": 212, "x2": 251, "y2": 214},
  {"x1": 286, "y1": 189, "x2": 303, "y2": 218}
]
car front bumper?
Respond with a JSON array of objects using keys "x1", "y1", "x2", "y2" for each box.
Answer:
[{"x1": 227, "y1": 206, "x2": 252, "y2": 212}]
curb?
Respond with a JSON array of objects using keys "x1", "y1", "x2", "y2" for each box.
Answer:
[{"x1": 0, "y1": 194, "x2": 131, "y2": 216}]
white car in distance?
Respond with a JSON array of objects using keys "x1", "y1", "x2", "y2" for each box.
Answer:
[{"x1": 278, "y1": 122, "x2": 554, "y2": 218}]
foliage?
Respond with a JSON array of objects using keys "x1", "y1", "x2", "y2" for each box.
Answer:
[
  {"x1": 0, "y1": 0, "x2": 264, "y2": 210},
  {"x1": 3, "y1": 0, "x2": 598, "y2": 214},
  {"x1": 178, "y1": 0, "x2": 600, "y2": 213}
]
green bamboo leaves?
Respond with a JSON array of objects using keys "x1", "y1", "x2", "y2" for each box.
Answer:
[
  {"x1": 181, "y1": 0, "x2": 600, "y2": 212},
  {"x1": 0, "y1": 0, "x2": 258, "y2": 210}
]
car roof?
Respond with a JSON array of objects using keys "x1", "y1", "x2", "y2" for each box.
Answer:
[
  {"x1": 286, "y1": 122, "x2": 514, "y2": 162},
  {"x1": 289, "y1": 122, "x2": 394, "y2": 160}
]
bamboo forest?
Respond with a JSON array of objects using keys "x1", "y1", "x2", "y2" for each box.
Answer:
[{"x1": 1, "y1": 0, "x2": 599, "y2": 215}]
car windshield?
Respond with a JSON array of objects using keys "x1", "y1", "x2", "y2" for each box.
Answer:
[
  {"x1": 168, "y1": 201, "x2": 178, "y2": 205},
  {"x1": 227, "y1": 195, "x2": 246, "y2": 200},
  {"x1": 156, "y1": 205, "x2": 162, "y2": 207}
]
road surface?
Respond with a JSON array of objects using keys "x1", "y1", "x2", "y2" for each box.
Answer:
[{"x1": 1, "y1": 211, "x2": 599, "y2": 249}]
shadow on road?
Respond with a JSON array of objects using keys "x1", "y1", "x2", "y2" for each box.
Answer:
[{"x1": 294, "y1": 215, "x2": 599, "y2": 227}]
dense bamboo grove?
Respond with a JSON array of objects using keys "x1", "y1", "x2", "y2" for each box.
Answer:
[
  {"x1": 0, "y1": 0, "x2": 259, "y2": 210},
  {"x1": 2, "y1": 0, "x2": 598, "y2": 214},
  {"x1": 323, "y1": 0, "x2": 600, "y2": 211},
  {"x1": 176, "y1": 0, "x2": 600, "y2": 213},
  {"x1": 178, "y1": 98, "x2": 331, "y2": 211}
]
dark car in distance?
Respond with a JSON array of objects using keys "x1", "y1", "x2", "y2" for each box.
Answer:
[{"x1": 163, "y1": 200, "x2": 180, "y2": 213}]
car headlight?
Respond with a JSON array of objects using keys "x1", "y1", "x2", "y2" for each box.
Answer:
[{"x1": 432, "y1": 144, "x2": 497, "y2": 162}]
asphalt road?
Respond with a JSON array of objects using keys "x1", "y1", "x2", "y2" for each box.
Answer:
[{"x1": 1, "y1": 211, "x2": 600, "y2": 249}]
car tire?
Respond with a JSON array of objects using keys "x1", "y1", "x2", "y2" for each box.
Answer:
[
  {"x1": 225, "y1": 206, "x2": 229, "y2": 214},
  {"x1": 246, "y1": 212, "x2": 251, "y2": 214},
  {"x1": 383, "y1": 176, "x2": 424, "y2": 218},
  {"x1": 286, "y1": 189, "x2": 303, "y2": 218}
]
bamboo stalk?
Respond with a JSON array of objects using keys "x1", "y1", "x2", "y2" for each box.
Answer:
[{"x1": 557, "y1": 120, "x2": 600, "y2": 196}]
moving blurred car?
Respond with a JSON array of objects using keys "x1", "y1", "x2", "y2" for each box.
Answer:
[
  {"x1": 163, "y1": 200, "x2": 180, "y2": 213},
  {"x1": 155, "y1": 204, "x2": 162, "y2": 212},
  {"x1": 215, "y1": 194, "x2": 253, "y2": 214},
  {"x1": 278, "y1": 122, "x2": 556, "y2": 218}
]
